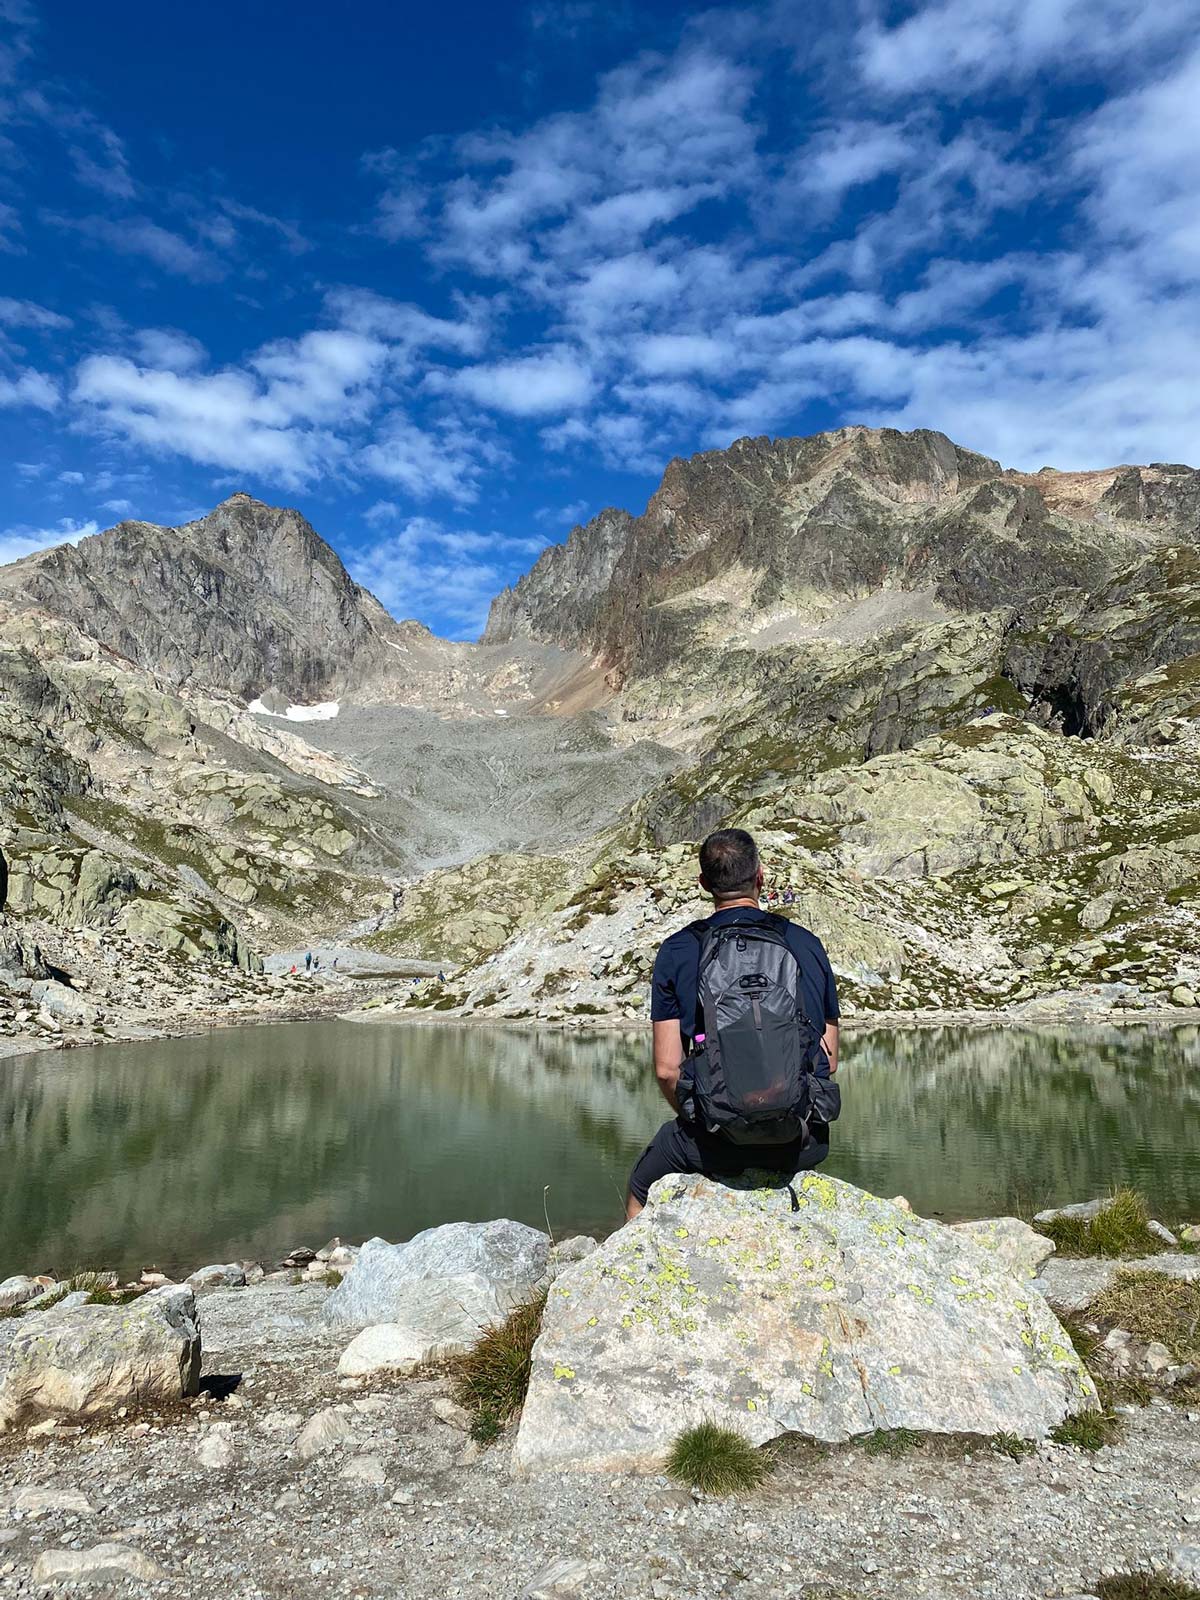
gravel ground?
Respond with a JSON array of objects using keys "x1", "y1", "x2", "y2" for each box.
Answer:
[{"x1": 1, "y1": 1280, "x2": 1197, "y2": 1600}]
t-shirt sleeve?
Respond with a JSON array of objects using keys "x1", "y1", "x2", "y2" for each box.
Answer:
[
  {"x1": 822, "y1": 951, "x2": 840, "y2": 1022},
  {"x1": 650, "y1": 939, "x2": 682, "y2": 1022}
]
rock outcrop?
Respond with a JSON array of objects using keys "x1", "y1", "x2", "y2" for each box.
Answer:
[
  {"x1": 324, "y1": 1221, "x2": 550, "y2": 1350},
  {"x1": 0, "y1": 1285, "x2": 201, "y2": 1430},
  {"x1": 514, "y1": 1174, "x2": 1096, "y2": 1474}
]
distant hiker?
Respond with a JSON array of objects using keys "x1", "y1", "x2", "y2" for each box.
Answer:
[
  {"x1": 305, "y1": 951, "x2": 312, "y2": 972},
  {"x1": 767, "y1": 886, "x2": 778, "y2": 905},
  {"x1": 332, "y1": 957, "x2": 339, "y2": 971},
  {"x1": 627, "y1": 828, "x2": 841, "y2": 1221},
  {"x1": 782, "y1": 886, "x2": 795, "y2": 906},
  {"x1": 312, "y1": 955, "x2": 320, "y2": 972},
  {"x1": 289, "y1": 963, "x2": 296, "y2": 975},
  {"x1": 438, "y1": 970, "x2": 446, "y2": 983}
]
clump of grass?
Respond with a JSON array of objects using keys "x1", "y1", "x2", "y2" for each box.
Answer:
[
  {"x1": 990, "y1": 1431, "x2": 1036, "y2": 1460},
  {"x1": 665, "y1": 1422, "x2": 770, "y2": 1495},
  {"x1": 469, "y1": 1408, "x2": 504, "y2": 1445},
  {"x1": 1035, "y1": 1190, "x2": 1167, "y2": 1258},
  {"x1": 453, "y1": 1289, "x2": 547, "y2": 1439},
  {"x1": 1096, "y1": 1575, "x2": 1200, "y2": 1600},
  {"x1": 1091, "y1": 1270, "x2": 1200, "y2": 1367},
  {"x1": 1050, "y1": 1408, "x2": 1122, "y2": 1450},
  {"x1": 863, "y1": 1427, "x2": 924, "y2": 1458},
  {"x1": 85, "y1": 1288, "x2": 141, "y2": 1306},
  {"x1": 323, "y1": 1270, "x2": 343, "y2": 1289}
]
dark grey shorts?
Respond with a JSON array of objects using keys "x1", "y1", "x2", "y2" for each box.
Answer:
[{"x1": 628, "y1": 1117, "x2": 830, "y2": 1206}]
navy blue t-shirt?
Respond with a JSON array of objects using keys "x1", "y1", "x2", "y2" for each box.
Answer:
[{"x1": 651, "y1": 908, "x2": 840, "y2": 1068}]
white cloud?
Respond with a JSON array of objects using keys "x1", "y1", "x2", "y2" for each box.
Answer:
[
  {"x1": 858, "y1": 0, "x2": 1195, "y2": 94},
  {"x1": 72, "y1": 355, "x2": 345, "y2": 485},
  {"x1": 0, "y1": 516, "x2": 98, "y2": 568},
  {"x1": 45, "y1": 213, "x2": 219, "y2": 280},
  {"x1": 358, "y1": 412, "x2": 492, "y2": 503},
  {"x1": 0, "y1": 366, "x2": 58, "y2": 409},
  {"x1": 133, "y1": 327, "x2": 208, "y2": 371},
  {"x1": 436, "y1": 348, "x2": 594, "y2": 416},
  {"x1": 0, "y1": 296, "x2": 70, "y2": 330}
]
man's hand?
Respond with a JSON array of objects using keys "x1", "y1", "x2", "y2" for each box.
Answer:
[
  {"x1": 823, "y1": 1022, "x2": 840, "y2": 1074},
  {"x1": 652, "y1": 1019, "x2": 685, "y2": 1111}
]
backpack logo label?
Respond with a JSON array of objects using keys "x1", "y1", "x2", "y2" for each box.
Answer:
[{"x1": 738, "y1": 973, "x2": 770, "y2": 990}]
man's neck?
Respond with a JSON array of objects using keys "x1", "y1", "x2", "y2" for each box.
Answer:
[{"x1": 712, "y1": 895, "x2": 761, "y2": 912}]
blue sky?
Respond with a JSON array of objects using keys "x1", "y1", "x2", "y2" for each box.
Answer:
[{"x1": 1, "y1": 0, "x2": 1197, "y2": 638}]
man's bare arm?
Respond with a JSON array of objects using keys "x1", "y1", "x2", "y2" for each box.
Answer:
[
  {"x1": 823, "y1": 1022, "x2": 840, "y2": 1074},
  {"x1": 652, "y1": 1019, "x2": 685, "y2": 1111}
]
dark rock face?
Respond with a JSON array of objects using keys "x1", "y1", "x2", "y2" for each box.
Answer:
[
  {"x1": 0, "y1": 494, "x2": 399, "y2": 702},
  {"x1": 484, "y1": 427, "x2": 1200, "y2": 677}
]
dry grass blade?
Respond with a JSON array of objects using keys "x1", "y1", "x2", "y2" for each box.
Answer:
[
  {"x1": 1095, "y1": 1575, "x2": 1200, "y2": 1600},
  {"x1": 1091, "y1": 1271, "x2": 1200, "y2": 1366}
]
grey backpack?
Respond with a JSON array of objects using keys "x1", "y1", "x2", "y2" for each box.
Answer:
[{"x1": 685, "y1": 913, "x2": 839, "y2": 1145}]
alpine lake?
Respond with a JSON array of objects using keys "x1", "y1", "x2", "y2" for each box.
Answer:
[{"x1": 2, "y1": 1019, "x2": 1199, "y2": 1280}]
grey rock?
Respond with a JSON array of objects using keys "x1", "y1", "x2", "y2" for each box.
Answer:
[
  {"x1": 337, "y1": 1322, "x2": 431, "y2": 1378},
  {"x1": 950, "y1": 1216, "x2": 1056, "y2": 1278},
  {"x1": 1147, "y1": 1219, "x2": 1179, "y2": 1246},
  {"x1": 521, "y1": 1556, "x2": 600, "y2": 1598},
  {"x1": 1033, "y1": 1199, "x2": 1107, "y2": 1225},
  {"x1": 1035, "y1": 1253, "x2": 1200, "y2": 1313},
  {"x1": 431, "y1": 1396, "x2": 472, "y2": 1431},
  {"x1": 29, "y1": 979, "x2": 99, "y2": 1025},
  {"x1": 195, "y1": 1422, "x2": 237, "y2": 1469},
  {"x1": 295, "y1": 1406, "x2": 355, "y2": 1460},
  {"x1": 339, "y1": 1453, "x2": 386, "y2": 1485},
  {"x1": 31, "y1": 1543, "x2": 167, "y2": 1585},
  {"x1": 10, "y1": 1487, "x2": 94, "y2": 1516},
  {"x1": 1172, "y1": 1546, "x2": 1200, "y2": 1584},
  {"x1": 0, "y1": 1274, "x2": 41, "y2": 1311},
  {"x1": 323, "y1": 1220, "x2": 549, "y2": 1329},
  {"x1": 187, "y1": 1263, "x2": 248, "y2": 1289},
  {"x1": 515, "y1": 1174, "x2": 1096, "y2": 1475},
  {"x1": 0, "y1": 1285, "x2": 200, "y2": 1431}
]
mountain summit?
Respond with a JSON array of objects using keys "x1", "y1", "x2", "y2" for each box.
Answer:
[{"x1": 0, "y1": 493, "x2": 401, "y2": 702}]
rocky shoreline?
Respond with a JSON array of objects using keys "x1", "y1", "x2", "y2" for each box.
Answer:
[{"x1": 1, "y1": 1184, "x2": 1198, "y2": 1598}]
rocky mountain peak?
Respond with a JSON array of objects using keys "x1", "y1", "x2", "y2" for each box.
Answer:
[
  {"x1": 484, "y1": 426, "x2": 1200, "y2": 674},
  {"x1": 0, "y1": 495, "x2": 398, "y2": 703}
]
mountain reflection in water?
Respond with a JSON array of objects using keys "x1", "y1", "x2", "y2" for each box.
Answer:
[{"x1": 1, "y1": 1020, "x2": 1197, "y2": 1278}]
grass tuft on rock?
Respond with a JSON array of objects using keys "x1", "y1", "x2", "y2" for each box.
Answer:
[
  {"x1": 453, "y1": 1289, "x2": 547, "y2": 1438},
  {"x1": 665, "y1": 1422, "x2": 770, "y2": 1496},
  {"x1": 1091, "y1": 1270, "x2": 1200, "y2": 1367},
  {"x1": 990, "y1": 1431, "x2": 1035, "y2": 1460},
  {"x1": 862, "y1": 1427, "x2": 924, "y2": 1458},
  {"x1": 1095, "y1": 1575, "x2": 1200, "y2": 1600},
  {"x1": 1035, "y1": 1190, "x2": 1167, "y2": 1258},
  {"x1": 1049, "y1": 1408, "x2": 1122, "y2": 1451}
]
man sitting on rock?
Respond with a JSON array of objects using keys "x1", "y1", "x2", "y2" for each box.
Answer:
[{"x1": 627, "y1": 828, "x2": 840, "y2": 1220}]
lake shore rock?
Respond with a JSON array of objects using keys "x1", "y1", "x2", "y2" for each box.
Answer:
[
  {"x1": 324, "y1": 1221, "x2": 550, "y2": 1333},
  {"x1": 514, "y1": 1174, "x2": 1095, "y2": 1475},
  {"x1": 0, "y1": 1285, "x2": 201, "y2": 1432}
]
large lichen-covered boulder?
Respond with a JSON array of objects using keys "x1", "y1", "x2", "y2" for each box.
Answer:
[
  {"x1": 514, "y1": 1174, "x2": 1096, "y2": 1475},
  {"x1": 323, "y1": 1220, "x2": 550, "y2": 1330},
  {"x1": 0, "y1": 1286, "x2": 201, "y2": 1430}
]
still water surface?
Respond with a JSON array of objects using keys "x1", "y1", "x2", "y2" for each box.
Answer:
[{"x1": 2, "y1": 1020, "x2": 1198, "y2": 1278}]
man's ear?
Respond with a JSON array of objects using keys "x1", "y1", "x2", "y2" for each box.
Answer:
[
  {"x1": 756, "y1": 865, "x2": 765, "y2": 889},
  {"x1": 698, "y1": 873, "x2": 708, "y2": 893}
]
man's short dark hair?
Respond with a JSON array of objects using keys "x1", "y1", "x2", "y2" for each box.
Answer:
[{"x1": 698, "y1": 828, "x2": 760, "y2": 898}]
